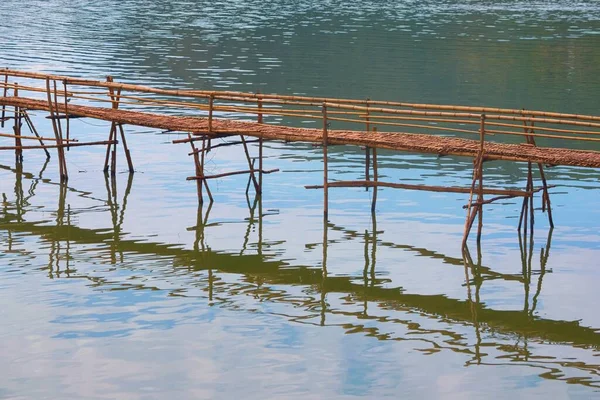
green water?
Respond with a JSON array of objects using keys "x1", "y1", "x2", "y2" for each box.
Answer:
[{"x1": 1, "y1": 1, "x2": 599, "y2": 398}]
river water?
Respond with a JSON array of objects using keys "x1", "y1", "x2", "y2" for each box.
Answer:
[{"x1": 1, "y1": 1, "x2": 599, "y2": 398}]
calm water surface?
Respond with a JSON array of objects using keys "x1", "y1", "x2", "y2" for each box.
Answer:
[{"x1": 1, "y1": 1, "x2": 600, "y2": 398}]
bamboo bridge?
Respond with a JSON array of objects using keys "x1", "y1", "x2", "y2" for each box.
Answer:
[{"x1": 2, "y1": 68, "x2": 600, "y2": 245}]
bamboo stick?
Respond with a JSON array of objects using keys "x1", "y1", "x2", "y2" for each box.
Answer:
[
  {"x1": 0, "y1": 140, "x2": 117, "y2": 150},
  {"x1": 305, "y1": 180, "x2": 531, "y2": 197},
  {"x1": 0, "y1": 132, "x2": 77, "y2": 142},
  {"x1": 186, "y1": 168, "x2": 278, "y2": 180}
]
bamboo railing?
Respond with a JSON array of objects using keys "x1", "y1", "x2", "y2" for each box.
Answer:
[{"x1": 2, "y1": 68, "x2": 600, "y2": 245}]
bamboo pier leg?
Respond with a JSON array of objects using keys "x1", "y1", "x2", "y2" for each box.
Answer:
[
  {"x1": 371, "y1": 127, "x2": 378, "y2": 214},
  {"x1": 53, "y1": 81, "x2": 68, "y2": 180},
  {"x1": 322, "y1": 103, "x2": 329, "y2": 219},
  {"x1": 104, "y1": 124, "x2": 115, "y2": 173},
  {"x1": 13, "y1": 84, "x2": 22, "y2": 163},
  {"x1": 476, "y1": 115, "x2": 486, "y2": 244},
  {"x1": 23, "y1": 111, "x2": 50, "y2": 158},
  {"x1": 118, "y1": 123, "x2": 134, "y2": 173},
  {"x1": 1, "y1": 72, "x2": 7, "y2": 128},
  {"x1": 200, "y1": 137, "x2": 213, "y2": 203},
  {"x1": 525, "y1": 118, "x2": 554, "y2": 228},
  {"x1": 537, "y1": 163, "x2": 554, "y2": 228},
  {"x1": 46, "y1": 78, "x2": 66, "y2": 181},
  {"x1": 365, "y1": 100, "x2": 370, "y2": 190},
  {"x1": 241, "y1": 135, "x2": 260, "y2": 193},
  {"x1": 104, "y1": 76, "x2": 121, "y2": 175},
  {"x1": 258, "y1": 134, "x2": 263, "y2": 196},
  {"x1": 258, "y1": 92, "x2": 264, "y2": 196},
  {"x1": 63, "y1": 80, "x2": 70, "y2": 151},
  {"x1": 189, "y1": 133, "x2": 203, "y2": 201},
  {"x1": 321, "y1": 213, "x2": 328, "y2": 327},
  {"x1": 462, "y1": 115, "x2": 486, "y2": 248}
]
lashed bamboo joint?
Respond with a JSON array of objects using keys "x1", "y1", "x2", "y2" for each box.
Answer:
[{"x1": 2, "y1": 68, "x2": 600, "y2": 245}]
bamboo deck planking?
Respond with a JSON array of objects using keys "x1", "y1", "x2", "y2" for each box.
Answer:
[{"x1": 2, "y1": 96, "x2": 600, "y2": 169}]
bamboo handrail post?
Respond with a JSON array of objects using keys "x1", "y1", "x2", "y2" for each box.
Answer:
[
  {"x1": 371, "y1": 127, "x2": 378, "y2": 214},
  {"x1": 208, "y1": 94, "x2": 214, "y2": 132},
  {"x1": 323, "y1": 103, "x2": 329, "y2": 218},
  {"x1": 257, "y1": 91, "x2": 263, "y2": 124},
  {"x1": 1, "y1": 72, "x2": 7, "y2": 128}
]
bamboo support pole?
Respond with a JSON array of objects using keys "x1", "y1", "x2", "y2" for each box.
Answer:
[
  {"x1": 323, "y1": 103, "x2": 329, "y2": 218},
  {"x1": 22, "y1": 110, "x2": 51, "y2": 158},
  {"x1": 525, "y1": 119, "x2": 554, "y2": 228},
  {"x1": 104, "y1": 123, "x2": 115, "y2": 173},
  {"x1": 63, "y1": 80, "x2": 70, "y2": 150},
  {"x1": 13, "y1": 84, "x2": 23, "y2": 162},
  {"x1": 365, "y1": 100, "x2": 370, "y2": 187},
  {"x1": 118, "y1": 123, "x2": 134, "y2": 173},
  {"x1": 476, "y1": 115, "x2": 486, "y2": 244},
  {"x1": 371, "y1": 127, "x2": 378, "y2": 214},
  {"x1": 259, "y1": 132, "x2": 264, "y2": 196},
  {"x1": 240, "y1": 135, "x2": 260, "y2": 194},
  {"x1": 46, "y1": 78, "x2": 67, "y2": 181},
  {"x1": 188, "y1": 133, "x2": 203, "y2": 202},
  {"x1": 200, "y1": 138, "x2": 213, "y2": 203}
]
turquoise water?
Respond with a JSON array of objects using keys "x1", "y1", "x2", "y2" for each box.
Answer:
[{"x1": 1, "y1": 1, "x2": 599, "y2": 398}]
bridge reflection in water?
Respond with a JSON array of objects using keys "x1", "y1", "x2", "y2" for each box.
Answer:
[{"x1": 1, "y1": 162, "x2": 599, "y2": 389}]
